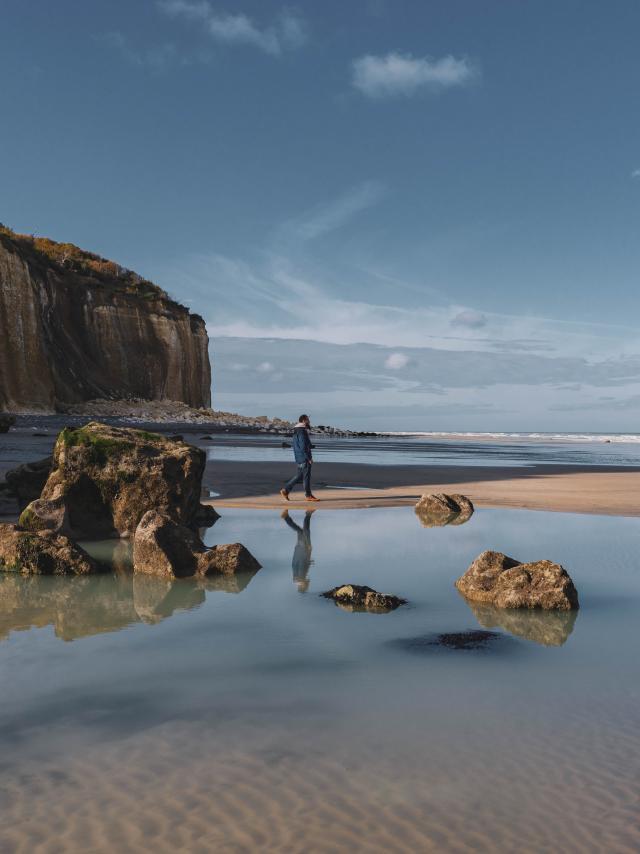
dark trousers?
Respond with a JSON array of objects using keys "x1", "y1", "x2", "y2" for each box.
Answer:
[{"x1": 285, "y1": 461, "x2": 312, "y2": 496}]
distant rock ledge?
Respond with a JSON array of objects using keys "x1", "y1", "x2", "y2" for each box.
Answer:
[{"x1": 56, "y1": 398, "x2": 374, "y2": 436}]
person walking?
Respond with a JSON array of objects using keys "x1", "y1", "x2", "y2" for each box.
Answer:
[{"x1": 280, "y1": 414, "x2": 319, "y2": 501}]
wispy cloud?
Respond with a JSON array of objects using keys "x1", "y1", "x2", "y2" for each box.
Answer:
[
  {"x1": 289, "y1": 181, "x2": 386, "y2": 241},
  {"x1": 101, "y1": 32, "x2": 177, "y2": 68},
  {"x1": 158, "y1": 1, "x2": 307, "y2": 55},
  {"x1": 632, "y1": 168, "x2": 640, "y2": 179},
  {"x1": 352, "y1": 51, "x2": 476, "y2": 98}
]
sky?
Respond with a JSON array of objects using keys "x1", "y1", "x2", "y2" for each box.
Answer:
[{"x1": 2, "y1": 0, "x2": 640, "y2": 431}]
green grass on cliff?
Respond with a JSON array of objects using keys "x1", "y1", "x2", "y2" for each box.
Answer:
[
  {"x1": 0, "y1": 223, "x2": 177, "y2": 304},
  {"x1": 59, "y1": 425, "x2": 161, "y2": 466}
]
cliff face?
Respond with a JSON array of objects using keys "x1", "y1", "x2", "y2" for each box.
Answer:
[{"x1": 0, "y1": 228, "x2": 211, "y2": 412}]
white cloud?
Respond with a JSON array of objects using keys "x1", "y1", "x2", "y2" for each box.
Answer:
[
  {"x1": 257, "y1": 361, "x2": 275, "y2": 372},
  {"x1": 385, "y1": 352, "x2": 410, "y2": 369},
  {"x1": 158, "y1": 1, "x2": 307, "y2": 55},
  {"x1": 101, "y1": 32, "x2": 176, "y2": 68},
  {"x1": 291, "y1": 181, "x2": 386, "y2": 241},
  {"x1": 632, "y1": 169, "x2": 640, "y2": 179},
  {"x1": 451, "y1": 309, "x2": 487, "y2": 329},
  {"x1": 352, "y1": 52, "x2": 476, "y2": 98}
]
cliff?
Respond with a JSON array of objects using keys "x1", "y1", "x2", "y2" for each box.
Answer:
[{"x1": 0, "y1": 226, "x2": 211, "y2": 412}]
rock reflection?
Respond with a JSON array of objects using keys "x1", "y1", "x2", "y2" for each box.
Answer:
[
  {"x1": 462, "y1": 597, "x2": 578, "y2": 647},
  {"x1": 414, "y1": 507, "x2": 474, "y2": 528},
  {"x1": 0, "y1": 545, "x2": 260, "y2": 641}
]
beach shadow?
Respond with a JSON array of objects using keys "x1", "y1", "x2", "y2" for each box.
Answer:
[
  {"x1": 281, "y1": 509, "x2": 314, "y2": 592},
  {"x1": 461, "y1": 596, "x2": 578, "y2": 647}
]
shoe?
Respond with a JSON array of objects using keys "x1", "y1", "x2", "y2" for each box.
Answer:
[
  {"x1": 280, "y1": 489, "x2": 290, "y2": 501},
  {"x1": 305, "y1": 494, "x2": 319, "y2": 501}
]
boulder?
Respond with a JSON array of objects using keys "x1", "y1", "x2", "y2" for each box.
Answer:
[
  {"x1": 0, "y1": 524, "x2": 101, "y2": 575},
  {"x1": 415, "y1": 493, "x2": 474, "y2": 527},
  {"x1": 322, "y1": 584, "x2": 406, "y2": 613},
  {"x1": 0, "y1": 415, "x2": 15, "y2": 433},
  {"x1": 18, "y1": 422, "x2": 206, "y2": 538},
  {"x1": 4, "y1": 456, "x2": 52, "y2": 508},
  {"x1": 455, "y1": 550, "x2": 579, "y2": 610},
  {"x1": 132, "y1": 510, "x2": 261, "y2": 579},
  {"x1": 202, "y1": 542, "x2": 261, "y2": 576},
  {"x1": 194, "y1": 503, "x2": 220, "y2": 528}
]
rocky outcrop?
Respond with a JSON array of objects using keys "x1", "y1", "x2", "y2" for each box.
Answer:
[
  {"x1": 0, "y1": 415, "x2": 15, "y2": 433},
  {"x1": 133, "y1": 510, "x2": 261, "y2": 578},
  {"x1": 3, "y1": 456, "x2": 52, "y2": 510},
  {"x1": 415, "y1": 493, "x2": 474, "y2": 527},
  {"x1": 463, "y1": 599, "x2": 578, "y2": 647},
  {"x1": 0, "y1": 226, "x2": 211, "y2": 412},
  {"x1": 455, "y1": 550, "x2": 579, "y2": 610},
  {"x1": 0, "y1": 524, "x2": 100, "y2": 575},
  {"x1": 322, "y1": 584, "x2": 406, "y2": 613},
  {"x1": 18, "y1": 423, "x2": 207, "y2": 538}
]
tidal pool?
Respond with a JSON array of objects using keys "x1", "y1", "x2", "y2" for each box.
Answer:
[{"x1": 0, "y1": 507, "x2": 638, "y2": 853}]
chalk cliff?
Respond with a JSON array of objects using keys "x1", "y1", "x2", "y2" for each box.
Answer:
[{"x1": 0, "y1": 226, "x2": 211, "y2": 412}]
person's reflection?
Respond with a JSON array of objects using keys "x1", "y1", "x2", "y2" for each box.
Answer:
[{"x1": 281, "y1": 509, "x2": 315, "y2": 592}]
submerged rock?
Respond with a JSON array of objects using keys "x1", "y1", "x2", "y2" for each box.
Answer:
[
  {"x1": 322, "y1": 584, "x2": 406, "y2": 613},
  {"x1": 133, "y1": 510, "x2": 261, "y2": 579},
  {"x1": 455, "y1": 550, "x2": 579, "y2": 610},
  {"x1": 464, "y1": 599, "x2": 578, "y2": 647},
  {"x1": 18, "y1": 422, "x2": 206, "y2": 538},
  {"x1": 395, "y1": 630, "x2": 503, "y2": 651},
  {"x1": 415, "y1": 493, "x2": 474, "y2": 527},
  {"x1": 0, "y1": 523, "x2": 100, "y2": 575},
  {"x1": 0, "y1": 415, "x2": 15, "y2": 433}
]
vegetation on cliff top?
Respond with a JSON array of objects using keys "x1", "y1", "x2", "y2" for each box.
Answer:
[{"x1": 0, "y1": 223, "x2": 188, "y2": 310}]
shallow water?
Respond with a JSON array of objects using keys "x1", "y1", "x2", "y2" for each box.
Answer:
[{"x1": 0, "y1": 507, "x2": 639, "y2": 853}]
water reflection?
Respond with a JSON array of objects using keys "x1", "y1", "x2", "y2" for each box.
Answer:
[
  {"x1": 281, "y1": 509, "x2": 314, "y2": 592},
  {"x1": 462, "y1": 597, "x2": 578, "y2": 647},
  {"x1": 0, "y1": 547, "x2": 260, "y2": 642},
  {"x1": 414, "y1": 506, "x2": 473, "y2": 528}
]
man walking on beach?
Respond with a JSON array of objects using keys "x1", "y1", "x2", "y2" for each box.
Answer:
[{"x1": 280, "y1": 414, "x2": 319, "y2": 501}]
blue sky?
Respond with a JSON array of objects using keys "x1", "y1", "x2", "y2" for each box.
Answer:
[{"x1": 3, "y1": 0, "x2": 640, "y2": 430}]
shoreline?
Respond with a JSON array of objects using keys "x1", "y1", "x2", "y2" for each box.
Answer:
[{"x1": 204, "y1": 460, "x2": 640, "y2": 517}]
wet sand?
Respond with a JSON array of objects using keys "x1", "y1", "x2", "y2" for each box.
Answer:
[{"x1": 205, "y1": 460, "x2": 640, "y2": 516}]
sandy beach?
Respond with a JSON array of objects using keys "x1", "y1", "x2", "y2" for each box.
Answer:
[{"x1": 205, "y1": 459, "x2": 640, "y2": 517}]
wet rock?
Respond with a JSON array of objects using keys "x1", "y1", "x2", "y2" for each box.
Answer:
[
  {"x1": 202, "y1": 542, "x2": 261, "y2": 576},
  {"x1": 281, "y1": 441, "x2": 292, "y2": 448},
  {"x1": 18, "y1": 422, "x2": 205, "y2": 538},
  {"x1": 455, "y1": 550, "x2": 579, "y2": 610},
  {"x1": 169, "y1": 434, "x2": 184, "y2": 442},
  {"x1": 464, "y1": 599, "x2": 578, "y2": 647},
  {"x1": 133, "y1": 511, "x2": 206, "y2": 578},
  {"x1": 415, "y1": 493, "x2": 474, "y2": 527},
  {"x1": 322, "y1": 584, "x2": 406, "y2": 613},
  {"x1": 4, "y1": 456, "x2": 52, "y2": 509},
  {"x1": 194, "y1": 504, "x2": 220, "y2": 528},
  {"x1": 0, "y1": 415, "x2": 15, "y2": 433},
  {"x1": 133, "y1": 510, "x2": 261, "y2": 579},
  {"x1": 0, "y1": 524, "x2": 101, "y2": 575},
  {"x1": 200, "y1": 435, "x2": 213, "y2": 440}
]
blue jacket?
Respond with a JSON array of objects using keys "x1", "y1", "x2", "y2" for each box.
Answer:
[{"x1": 292, "y1": 424, "x2": 312, "y2": 464}]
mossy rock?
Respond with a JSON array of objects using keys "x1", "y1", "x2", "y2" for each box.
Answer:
[{"x1": 21, "y1": 422, "x2": 206, "y2": 538}]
